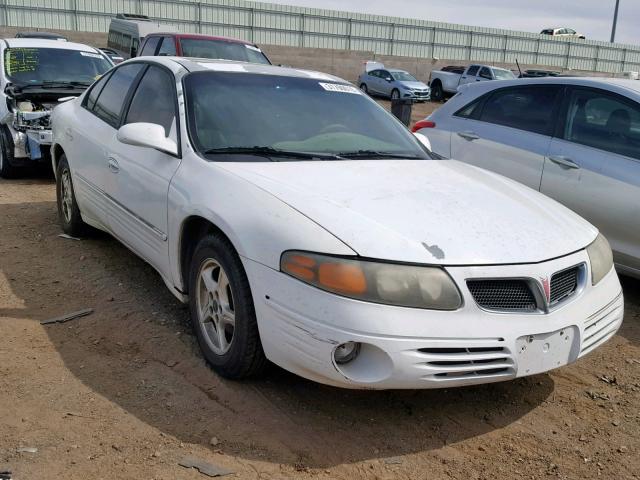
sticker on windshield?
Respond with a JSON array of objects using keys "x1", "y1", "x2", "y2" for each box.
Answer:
[
  {"x1": 319, "y1": 82, "x2": 361, "y2": 94},
  {"x1": 80, "y1": 51, "x2": 103, "y2": 59},
  {"x1": 245, "y1": 45, "x2": 262, "y2": 52}
]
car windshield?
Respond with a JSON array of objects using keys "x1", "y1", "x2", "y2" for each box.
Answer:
[
  {"x1": 184, "y1": 71, "x2": 432, "y2": 161},
  {"x1": 391, "y1": 71, "x2": 418, "y2": 82},
  {"x1": 3, "y1": 47, "x2": 111, "y2": 85},
  {"x1": 180, "y1": 39, "x2": 271, "y2": 64},
  {"x1": 493, "y1": 68, "x2": 516, "y2": 80}
]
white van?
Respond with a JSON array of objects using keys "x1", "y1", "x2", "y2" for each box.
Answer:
[{"x1": 107, "y1": 14, "x2": 172, "y2": 59}]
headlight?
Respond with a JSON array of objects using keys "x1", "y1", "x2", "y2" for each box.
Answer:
[
  {"x1": 586, "y1": 233, "x2": 614, "y2": 285},
  {"x1": 280, "y1": 251, "x2": 462, "y2": 310}
]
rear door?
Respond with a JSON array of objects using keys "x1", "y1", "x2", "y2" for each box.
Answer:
[
  {"x1": 542, "y1": 86, "x2": 640, "y2": 274},
  {"x1": 70, "y1": 63, "x2": 145, "y2": 229},
  {"x1": 459, "y1": 65, "x2": 480, "y2": 87},
  {"x1": 106, "y1": 64, "x2": 181, "y2": 275},
  {"x1": 450, "y1": 84, "x2": 562, "y2": 189}
]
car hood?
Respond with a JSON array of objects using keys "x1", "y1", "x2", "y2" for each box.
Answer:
[
  {"x1": 218, "y1": 159, "x2": 598, "y2": 265},
  {"x1": 398, "y1": 81, "x2": 429, "y2": 90}
]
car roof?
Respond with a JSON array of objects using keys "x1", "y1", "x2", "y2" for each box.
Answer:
[
  {"x1": 16, "y1": 31, "x2": 66, "y2": 38},
  {"x1": 388, "y1": 69, "x2": 410, "y2": 73},
  {"x1": 146, "y1": 32, "x2": 255, "y2": 46},
  {"x1": 125, "y1": 56, "x2": 347, "y2": 82},
  {"x1": 460, "y1": 76, "x2": 640, "y2": 97},
  {"x1": 2, "y1": 38, "x2": 99, "y2": 52}
]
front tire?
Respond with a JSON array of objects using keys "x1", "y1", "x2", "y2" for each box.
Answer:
[
  {"x1": 359, "y1": 83, "x2": 368, "y2": 94},
  {"x1": 188, "y1": 233, "x2": 266, "y2": 379},
  {"x1": 0, "y1": 126, "x2": 19, "y2": 179},
  {"x1": 56, "y1": 154, "x2": 87, "y2": 236},
  {"x1": 391, "y1": 89, "x2": 400, "y2": 100}
]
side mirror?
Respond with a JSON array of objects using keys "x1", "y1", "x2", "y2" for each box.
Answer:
[
  {"x1": 117, "y1": 122, "x2": 178, "y2": 156},
  {"x1": 413, "y1": 132, "x2": 432, "y2": 151}
]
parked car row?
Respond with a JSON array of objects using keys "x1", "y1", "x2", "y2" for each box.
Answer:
[
  {"x1": 415, "y1": 77, "x2": 640, "y2": 279},
  {"x1": 0, "y1": 25, "x2": 626, "y2": 392}
]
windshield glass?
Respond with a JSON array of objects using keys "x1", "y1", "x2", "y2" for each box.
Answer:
[
  {"x1": 493, "y1": 68, "x2": 516, "y2": 80},
  {"x1": 184, "y1": 71, "x2": 431, "y2": 161},
  {"x1": 180, "y1": 39, "x2": 271, "y2": 64},
  {"x1": 3, "y1": 47, "x2": 112, "y2": 85},
  {"x1": 391, "y1": 71, "x2": 418, "y2": 82}
]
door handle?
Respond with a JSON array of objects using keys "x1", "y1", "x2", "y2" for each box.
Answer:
[
  {"x1": 461, "y1": 76, "x2": 467, "y2": 79},
  {"x1": 457, "y1": 131, "x2": 480, "y2": 141},
  {"x1": 107, "y1": 157, "x2": 120, "y2": 173},
  {"x1": 476, "y1": 78, "x2": 481, "y2": 81},
  {"x1": 548, "y1": 155, "x2": 580, "y2": 169}
]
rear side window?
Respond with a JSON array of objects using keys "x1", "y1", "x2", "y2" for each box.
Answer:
[
  {"x1": 466, "y1": 66, "x2": 480, "y2": 76},
  {"x1": 158, "y1": 37, "x2": 177, "y2": 56},
  {"x1": 84, "y1": 71, "x2": 113, "y2": 110},
  {"x1": 478, "y1": 85, "x2": 561, "y2": 135},
  {"x1": 140, "y1": 36, "x2": 160, "y2": 56},
  {"x1": 479, "y1": 67, "x2": 492, "y2": 79},
  {"x1": 124, "y1": 66, "x2": 177, "y2": 143},
  {"x1": 563, "y1": 88, "x2": 640, "y2": 160},
  {"x1": 91, "y1": 63, "x2": 144, "y2": 127}
]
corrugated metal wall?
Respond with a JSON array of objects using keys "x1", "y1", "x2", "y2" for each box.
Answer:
[{"x1": 2, "y1": 0, "x2": 639, "y2": 73}]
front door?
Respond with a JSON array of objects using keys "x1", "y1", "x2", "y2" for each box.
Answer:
[{"x1": 106, "y1": 64, "x2": 181, "y2": 275}]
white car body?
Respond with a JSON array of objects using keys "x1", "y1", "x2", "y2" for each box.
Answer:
[
  {"x1": 541, "y1": 28, "x2": 586, "y2": 39},
  {"x1": 429, "y1": 64, "x2": 515, "y2": 99},
  {"x1": 419, "y1": 77, "x2": 640, "y2": 279},
  {"x1": 51, "y1": 57, "x2": 623, "y2": 389}
]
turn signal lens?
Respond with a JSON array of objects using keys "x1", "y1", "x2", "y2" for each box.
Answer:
[{"x1": 281, "y1": 251, "x2": 462, "y2": 310}]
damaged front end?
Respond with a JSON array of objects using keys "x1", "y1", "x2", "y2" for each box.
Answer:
[{"x1": 3, "y1": 87, "x2": 69, "y2": 163}]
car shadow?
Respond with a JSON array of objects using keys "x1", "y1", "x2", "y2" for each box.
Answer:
[
  {"x1": 0, "y1": 199, "x2": 616, "y2": 468},
  {"x1": 618, "y1": 274, "x2": 640, "y2": 347}
]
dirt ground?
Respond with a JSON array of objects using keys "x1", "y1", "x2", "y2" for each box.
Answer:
[{"x1": 1, "y1": 109, "x2": 639, "y2": 479}]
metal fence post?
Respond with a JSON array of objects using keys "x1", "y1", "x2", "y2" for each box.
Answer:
[
  {"x1": 468, "y1": 30, "x2": 473, "y2": 60},
  {"x1": 300, "y1": 12, "x2": 304, "y2": 48},
  {"x1": 0, "y1": 0, "x2": 6, "y2": 27},
  {"x1": 347, "y1": 18, "x2": 352, "y2": 51},
  {"x1": 249, "y1": 7, "x2": 254, "y2": 43},
  {"x1": 197, "y1": 2, "x2": 202, "y2": 34}
]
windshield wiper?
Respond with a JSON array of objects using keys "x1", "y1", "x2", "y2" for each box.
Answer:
[
  {"x1": 12, "y1": 81, "x2": 91, "y2": 92},
  {"x1": 336, "y1": 150, "x2": 424, "y2": 160},
  {"x1": 203, "y1": 146, "x2": 342, "y2": 160}
]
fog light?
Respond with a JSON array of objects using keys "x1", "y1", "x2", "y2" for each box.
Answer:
[{"x1": 334, "y1": 342, "x2": 361, "y2": 364}]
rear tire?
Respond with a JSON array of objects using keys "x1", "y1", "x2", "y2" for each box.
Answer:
[
  {"x1": 431, "y1": 81, "x2": 444, "y2": 102},
  {"x1": 56, "y1": 154, "x2": 87, "y2": 237},
  {"x1": 0, "y1": 126, "x2": 19, "y2": 179},
  {"x1": 188, "y1": 233, "x2": 267, "y2": 379}
]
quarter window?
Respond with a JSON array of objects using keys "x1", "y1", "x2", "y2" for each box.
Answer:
[
  {"x1": 91, "y1": 63, "x2": 144, "y2": 127},
  {"x1": 563, "y1": 89, "x2": 640, "y2": 160},
  {"x1": 124, "y1": 66, "x2": 177, "y2": 143},
  {"x1": 84, "y1": 71, "x2": 113, "y2": 110},
  {"x1": 478, "y1": 86, "x2": 561, "y2": 135}
]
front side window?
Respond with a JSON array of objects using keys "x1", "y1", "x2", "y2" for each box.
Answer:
[
  {"x1": 179, "y1": 39, "x2": 270, "y2": 64},
  {"x1": 158, "y1": 37, "x2": 177, "y2": 56},
  {"x1": 563, "y1": 88, "x2": 640, "y2": 160},
  {"x1": 91, "y1": 63, "x2": 144, "y2": 127},
  {"x1": 479, "y1": 67, "x2": 492, "y2": 79},
  {"x1": 478, "y1": 85, "x2": 561, "y2": 135},
  {"x1": 124, "y1": 66, "x2": 177, "y2": 143},
  {"x1": 184, "y1": 72, "x2": 432, "y2": 161},
  {"x1": 140, "y1": 36, "x2": 160, "y2": 56},
  {"x1": 391, "y1": 71, "x2": 418, "y2": 82},
  {"x1": 3, "y1": 47, "x2": 112, "y2": 86}
]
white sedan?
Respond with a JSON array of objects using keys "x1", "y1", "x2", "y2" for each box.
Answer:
[{"x1": 51, "y1": 57, "x2": 623, "y2": 389}]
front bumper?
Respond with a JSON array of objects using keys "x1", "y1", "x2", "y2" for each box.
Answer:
[
  {"x1": 404, "y1": 90, "x2": 431, "y2": 101},
  {"x1": 243, "y1": 250, "x2": 623, "y2": 389}
]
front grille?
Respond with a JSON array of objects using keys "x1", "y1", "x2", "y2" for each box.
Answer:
[
  {"x1": 467, "y1": 279, "x2": 537, "y2": 312},
  {"x1": 550, "y1": 266, "x2": 579, "y2": 305}
]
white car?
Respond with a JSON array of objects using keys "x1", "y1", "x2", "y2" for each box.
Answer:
[
  {"x1": 429, "y1": 64, "x2": 516, "y2": 101},
  {"x1": 415, "y1": 77, "x2": 640, "y2": 279},
  {"x1": 541, "y1": 28, "x2": 586, "y2": 39},
  {"x1": 51, "y1": 57, "x2": 623, "y2": 389},
  {"x1": 0, "y1": 38, "x2": 113, "y2": 178}
]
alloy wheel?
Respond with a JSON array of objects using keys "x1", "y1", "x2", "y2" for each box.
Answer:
[
  {"x1": 196, "y1": 258, "x2": 236, "y2": 355},
  {"x1": 60, "y1": 169, "x2": 74, "y2": 223}
]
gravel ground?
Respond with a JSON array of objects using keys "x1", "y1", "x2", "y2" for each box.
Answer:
[{"x1": 0, "y1": 104, "x2": 638, "y2": 479}]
